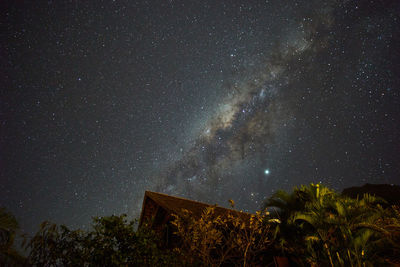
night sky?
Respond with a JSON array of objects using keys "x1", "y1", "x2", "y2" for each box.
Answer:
[{"x1": 1, "y1": 0, "x2": 400, "y2": 236}]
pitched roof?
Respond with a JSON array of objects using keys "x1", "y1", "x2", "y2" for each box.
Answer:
[{"x1": 139, "y1": 191, "x2": 251, "y2": 226}]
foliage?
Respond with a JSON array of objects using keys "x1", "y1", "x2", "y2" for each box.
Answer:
[
  {"x1": 0, "y1": 207, "x2": 26, "y2": 265},
  {"x1": 26, "y1": 214, "x2": 181, "y2": 266},
  {"x1": 264, "y1": 183, "x2": 400, "y2": 267},
  {"x1": 7, "y1": 183, "x2": 400, "y2": 266},
  {"x1": 171, "y1": 206, "x2": 273, "y2": 267},
  {"x1": 372, "y1": 204, "x2": 400, "y2": 262}
]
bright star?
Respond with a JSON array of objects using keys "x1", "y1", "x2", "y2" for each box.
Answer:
[{"x1": 264, "y1": 169, "x2": 270, "y2": 175}]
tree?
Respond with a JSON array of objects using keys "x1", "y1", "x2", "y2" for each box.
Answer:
[
  {"x1": 0, "y1": 207, "x2": 26, "y2": 265},
  {"x1": 27, "y1": 214, "x2": 181, "y2": 266},
  {"x1": 263, "y1": 185, "x2": 317, "y2": 259},
  {"x1": 264, "y1": 183, "x2": 400, "y2": 266},
  {"x1": 292, "y1": 189, "x2": 387, "y2": 266}
]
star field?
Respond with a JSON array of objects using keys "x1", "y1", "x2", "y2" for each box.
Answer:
[{"x1": 1, "y1": 0, "x2": 399, "y2": 236}]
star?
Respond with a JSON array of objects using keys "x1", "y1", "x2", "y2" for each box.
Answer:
[{"x1": 1, "y1": 0, "x2": 398, "y2": 238}]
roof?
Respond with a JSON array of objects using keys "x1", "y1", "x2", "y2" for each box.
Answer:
[{"x1": 139, "y1": 191, "x2": 251, "y2": 226}]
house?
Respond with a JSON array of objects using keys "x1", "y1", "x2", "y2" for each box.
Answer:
[
  {"x1": 138, "y1": 191, "x2": 290, "y2": 266},
  {"x1": 138, "y1": 191, "x2": 251, "y2": 247}
]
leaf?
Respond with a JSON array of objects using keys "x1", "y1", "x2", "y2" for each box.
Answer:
[{"x1": 305, "y1": 235, "x2": 320, "y2": 243}]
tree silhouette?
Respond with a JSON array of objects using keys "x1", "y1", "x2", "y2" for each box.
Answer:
[{"x1": 0, "y1": 207, "x2": 26, "y2": 265}]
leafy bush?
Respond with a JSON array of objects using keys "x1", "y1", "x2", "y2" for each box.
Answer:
[
  {"x1": 171, "y1": 206, "x2": 274, "y2": 266},
  {"x1": 26, "y1": 214, "x2": 181, "y2": 266}
]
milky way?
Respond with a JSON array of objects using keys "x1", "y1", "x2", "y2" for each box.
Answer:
[
  {"x1": 146, "y1": 0, "x2": 400, "y2": 212},
  {"x1": 1, "y1": 0, "x2": 400, "y2": 235}
]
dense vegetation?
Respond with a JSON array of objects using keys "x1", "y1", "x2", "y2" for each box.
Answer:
[
  {"x1": 263, "y1": 184, "x2": 400, "y2": 266},
  {"x1": 26, "y1": 215, "x2": 180, "y2": 266},
  {"x1": 1, "y1": 184, "x2": 399, "y2": 266}
]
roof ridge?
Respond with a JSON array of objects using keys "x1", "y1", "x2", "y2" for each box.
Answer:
[
  {"x1": 139, "y1": 191, "x2": 252, "y2": 227},
  {"x1": 144, "y1": 190, "x2": 248, "y2": 214},
  {"x1": 146, "y1": 190, "x2": 216, "y2": 207}
]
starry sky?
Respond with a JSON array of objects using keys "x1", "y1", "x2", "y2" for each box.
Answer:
[{"x1": 1, "y1": 0, "x2": 400, "y2": 236}]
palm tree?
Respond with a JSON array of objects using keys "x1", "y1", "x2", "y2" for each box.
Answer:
[
  {"x1": 263, "y1": 184, "x2": 335, "y2": 262},
  {"x1": 290, "y1": 188, "x2": 389, "y2": 266},
  {"x1": 264, "y1": 184, "x2": 396, "y2": 266}
]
